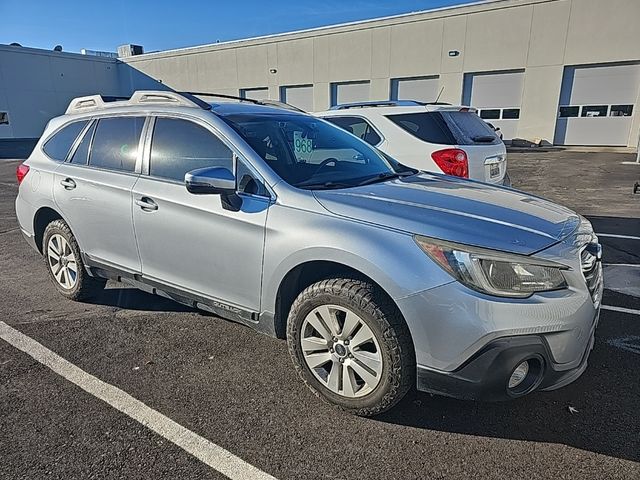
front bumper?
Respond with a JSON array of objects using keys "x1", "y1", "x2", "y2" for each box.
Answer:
[{"x1": 417, "y1": 319, "x2": 597, "y2": 401}]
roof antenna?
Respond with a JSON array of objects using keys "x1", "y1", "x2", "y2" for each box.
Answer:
[{"x1": 434, "y1": 86, "x2": 445, "y2": 104}]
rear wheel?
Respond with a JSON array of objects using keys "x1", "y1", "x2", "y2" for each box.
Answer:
[
  {"x1": 287, "y1": 278, "x2": 415, "y2": 416},
  {"x1": 42, "y1": 219, "x2": 106, "y2": 301}
]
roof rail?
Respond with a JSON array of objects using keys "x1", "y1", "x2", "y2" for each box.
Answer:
[
  {"x1": 65, "y1": 90, "x2": 211, "y2": 114},
  {"x1": 329, "y1": 100, "x2": 453, "y2": 110},
  {"x1": 329, "y1": 100, "x2": 425, "y2": 110},
  {"x1": 183, "y1": 91, "x2": 306, "y2": 113}
]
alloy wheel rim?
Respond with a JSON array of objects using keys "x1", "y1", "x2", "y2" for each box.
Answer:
[
  {"x1": 47, "y1": 234, "x2": 78, "y2": 290},
  {"x1": 300, "y1": 304, "x2": 383, "y2": 398}
]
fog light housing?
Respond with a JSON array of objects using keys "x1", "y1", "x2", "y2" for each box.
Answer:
[{"x1": 508, "y1": 361, "x2": 529, "y2": 389}]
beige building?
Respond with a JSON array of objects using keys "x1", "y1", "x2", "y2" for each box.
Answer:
[
  {"x1": 120, "y1": 0, "x2": 640, "y2": 147},
  {"x1": 1, "y1": 0, "x2": 639, "y2": 149}
]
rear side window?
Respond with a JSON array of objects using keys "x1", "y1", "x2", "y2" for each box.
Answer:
[
  {"x1": 149, "y1": 118, "x2": 233, "y2": 182},
  {"x1": 387, "y1": 111, "x2": 498, "y2": 146},
  {"x1": 89, "y1": 117, "x2": 145, "y2": 172},
  {"x1": 42, "y1": 120, "x2": 89, "y2": 161},
  {"x1": 324, "y1": 116, "x2": 382, "y2": 146},
  {"x1": 386, "y1": 112, "x2": 456, "y2": 145}
]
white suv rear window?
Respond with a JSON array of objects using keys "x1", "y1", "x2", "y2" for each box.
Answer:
[{"x1": 386, "y1": 111, "x2": 499, "y2": 146}]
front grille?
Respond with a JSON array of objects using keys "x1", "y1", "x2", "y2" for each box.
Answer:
[{"x1": 580, "y1": 244, "x2": 603, "y2": 305}]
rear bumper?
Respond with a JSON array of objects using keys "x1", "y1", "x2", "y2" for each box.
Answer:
[
  {"x1": 21, "y1": 228, "x2": 39, "y2": 252},
  {"x1": 416, "y1": 326, "x2": 597, "y2": 401}
]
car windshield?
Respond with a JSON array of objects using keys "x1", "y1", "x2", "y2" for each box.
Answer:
[{"x1": 220, "y1": 112, "x2": 408, "y2": 189}]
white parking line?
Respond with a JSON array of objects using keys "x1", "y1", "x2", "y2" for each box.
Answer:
[
  {"x1": 602, "y1": 305, "x2": 640, "y2": 316},
  {"x1": 0, "y1": 321, "x2": 277, "y2": 480},
  {"x1": 596, "y1": 233, "x2": 640, "y2": 241}
]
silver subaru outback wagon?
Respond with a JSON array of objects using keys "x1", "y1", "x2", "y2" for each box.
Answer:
[{"x1": 15, "y1": 91, "x2": 603, "y2": 416}]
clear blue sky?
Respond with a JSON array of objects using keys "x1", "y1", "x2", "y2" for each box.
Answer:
[{"x1": 1, "y1": 0, "x2": 475, "y2": 54}]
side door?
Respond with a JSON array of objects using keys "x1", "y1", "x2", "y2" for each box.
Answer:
[
  {"x1": 132, "y1": 115, "x2": 270, "y2": 313},
  {"x1": 53, "y1": 116, "x2": 146, "y2": 273}
]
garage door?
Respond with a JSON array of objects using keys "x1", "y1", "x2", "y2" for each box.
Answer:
[
  {"x1": 240, "y1": 87, "x2": 269, "y2": 101},
  {"x1": 330, "y1": 81, "x2": 370, "y2": 107},
  {"x1": 462, "y1": 70, "x2": 524, "y2": 141},
  {"x1": 390, "y1": 76, "x2": 440, "y2": 103},
  {"x1": 280, "y1": 85, "x2": 314, "y2": 112},
  {"x1": 554, "y1": 63, "x2": 640, "y2": 146}
]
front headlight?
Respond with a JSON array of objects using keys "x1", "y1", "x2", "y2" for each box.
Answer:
[{"x1": 415, "y1": 236, "x2": 569, "y2": 298}]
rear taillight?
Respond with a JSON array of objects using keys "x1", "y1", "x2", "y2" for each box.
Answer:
[
  {"x1": 16, "y1": 163, "x2": 30, "y2": 185},
  {"x1": 431, "y1": 149, "x2": 469, "y2": 178}
]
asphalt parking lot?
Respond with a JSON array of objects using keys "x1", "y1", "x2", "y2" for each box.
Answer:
[{"x1": 1, "y1": 151, "x2": 639, "y2": 479}]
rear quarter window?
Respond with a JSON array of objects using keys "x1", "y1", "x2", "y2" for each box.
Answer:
[
  {"x1": 386, "y1": 112, "x2": 455, "y2": 145},
  {"x1": 42, "y1": 120, "x2": 89, "y2": 161},
  {"x1": 386, "y1": 111, "x2": 499, "y2": 146}
]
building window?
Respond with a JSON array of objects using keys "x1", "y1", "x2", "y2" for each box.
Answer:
[
  {"x1": 610, "y1": 105, "x2": 633, "y2": 117},
  {"x1": 240, "y1": 88, "x2": 269, "y2": 101},
  {"x1": 559, "y1": 106, "x2": 580, "y2": 118},
  {"x1": 581, "y1": 105, "x2": 608, "y2": 118},
  {"x1": 502, "y1": 108, "x2": 520, "y2": 119},
  {"x1": 0, "y1": 112, "x2": 8, "y2": 125},
  {"x1": 479, "y1": 109, "x2": 500, "y2": 120}
]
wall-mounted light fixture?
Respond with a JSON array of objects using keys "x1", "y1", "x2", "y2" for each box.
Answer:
[
  {"x1": 448, "y1": 50, "x2": 460, "y2": 57},
  {"x1": 269, "y1": 68, "x2": 277, "y2": 74}
]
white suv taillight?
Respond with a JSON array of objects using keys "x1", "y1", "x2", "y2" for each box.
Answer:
[
  {"x1": 431, "y1": 149, "x2": 469, "y2": 178},
  {"x1": 16, "y1": 163, "x2": 30, "y2": 185}
]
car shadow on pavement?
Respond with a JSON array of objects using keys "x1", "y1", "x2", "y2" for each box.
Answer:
[
  {"x1": 88, "y1": 287, "x2": 196, "y2": 313},
  {"x1": 376, "y1": 326, "x2": 640, "y2": 463}
]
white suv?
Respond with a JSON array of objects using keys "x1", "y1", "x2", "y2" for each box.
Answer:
[{"x1": 316, "y1": 101, "x2": 509, "y2": 185}]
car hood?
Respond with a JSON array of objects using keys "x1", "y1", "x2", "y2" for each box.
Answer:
[{"x1": 313, "y1": 173, "x2": 580, "y2": 255}]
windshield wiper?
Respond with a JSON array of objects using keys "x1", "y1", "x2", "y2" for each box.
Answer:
[
  {"x1": 356, "y1": 171, "x2": 410, "y2": 187},
  {"x1": 472, "y1": 135, "x2": 496, "y2": 143},
  {"x1": 295, "y1": 180, "x2": 354, "y2": 190}
]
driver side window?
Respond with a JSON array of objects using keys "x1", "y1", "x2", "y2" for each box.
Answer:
[{"x1": 149, "y1": 117, "x2": 233, "y2": 182}]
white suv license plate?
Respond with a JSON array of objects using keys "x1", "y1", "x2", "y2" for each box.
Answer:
[{"x1": 489, "y1": 163, "x2": 500, "y2": 178}]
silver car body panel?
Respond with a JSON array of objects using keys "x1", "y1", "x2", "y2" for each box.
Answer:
[{"x1": 15, "y1": 98, "x2": 600, "y2": 386}]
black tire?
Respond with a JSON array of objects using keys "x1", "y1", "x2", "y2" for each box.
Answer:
[
  {"x1": 42, "y1": 219, "x2": 106, "y2": 301},
  {"x1": 287, "y1": 278, "x2": 415, "y2": 416}
]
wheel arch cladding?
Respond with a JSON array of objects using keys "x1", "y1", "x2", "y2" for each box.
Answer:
[
  {"x1": 33, "y1": 207, "x2": 64, "y2": 254},
  {"x1": 272, "y1": 260, "x2": 409, "y2": 345}
]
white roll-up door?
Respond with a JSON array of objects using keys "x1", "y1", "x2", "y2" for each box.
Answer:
[
  {"x1": 554, "y1": 63, "x2": 640, "y2": 146},
  {"x1": 331, "y1": 81, "x2": 370, "y2": 107},
  {"x1": 462, "y1": 70, "x2": 524, "y2": 141},
  {"x1": 240, "y1": 87, "x2": 269, "y2": 101},
  {"x1": 390, "y1": 76, "x2": 440, "y2": 103},
  {"x1": 280, "y1": 85, "x2": 314, "y2": 111}
]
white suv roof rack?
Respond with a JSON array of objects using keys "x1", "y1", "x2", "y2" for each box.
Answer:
[{"x1": 65, "y1": 90, "x2": 210, "y2": 114}]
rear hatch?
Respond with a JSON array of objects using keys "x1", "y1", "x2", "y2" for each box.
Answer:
[{"x1": 386, "y1": 109, "x2": 507, "y2": 184}]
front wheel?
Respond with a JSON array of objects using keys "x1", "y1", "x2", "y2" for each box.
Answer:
[
  {"x1": 42, "y1": 219, "x2": 106, "y2": 301},
  {"x1": 287, "y1": 278, "x2": 415, "y2": 416}
]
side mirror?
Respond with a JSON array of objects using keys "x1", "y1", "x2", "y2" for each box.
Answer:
[{"x1": 185, "y1": 166, "x2": 236, "y2": 195}]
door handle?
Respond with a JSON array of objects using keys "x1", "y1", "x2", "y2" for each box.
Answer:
[
  {"x1": 135, "y1": 196, "x2": 158, "y2": 211},
  {"x1": 60, "y1": 178, "x2": 76, "y2": 190}
]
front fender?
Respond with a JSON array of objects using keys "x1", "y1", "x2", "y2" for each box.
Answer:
[{"x1": 260, "y1": 204, "x2": 453, "y2": 317}]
